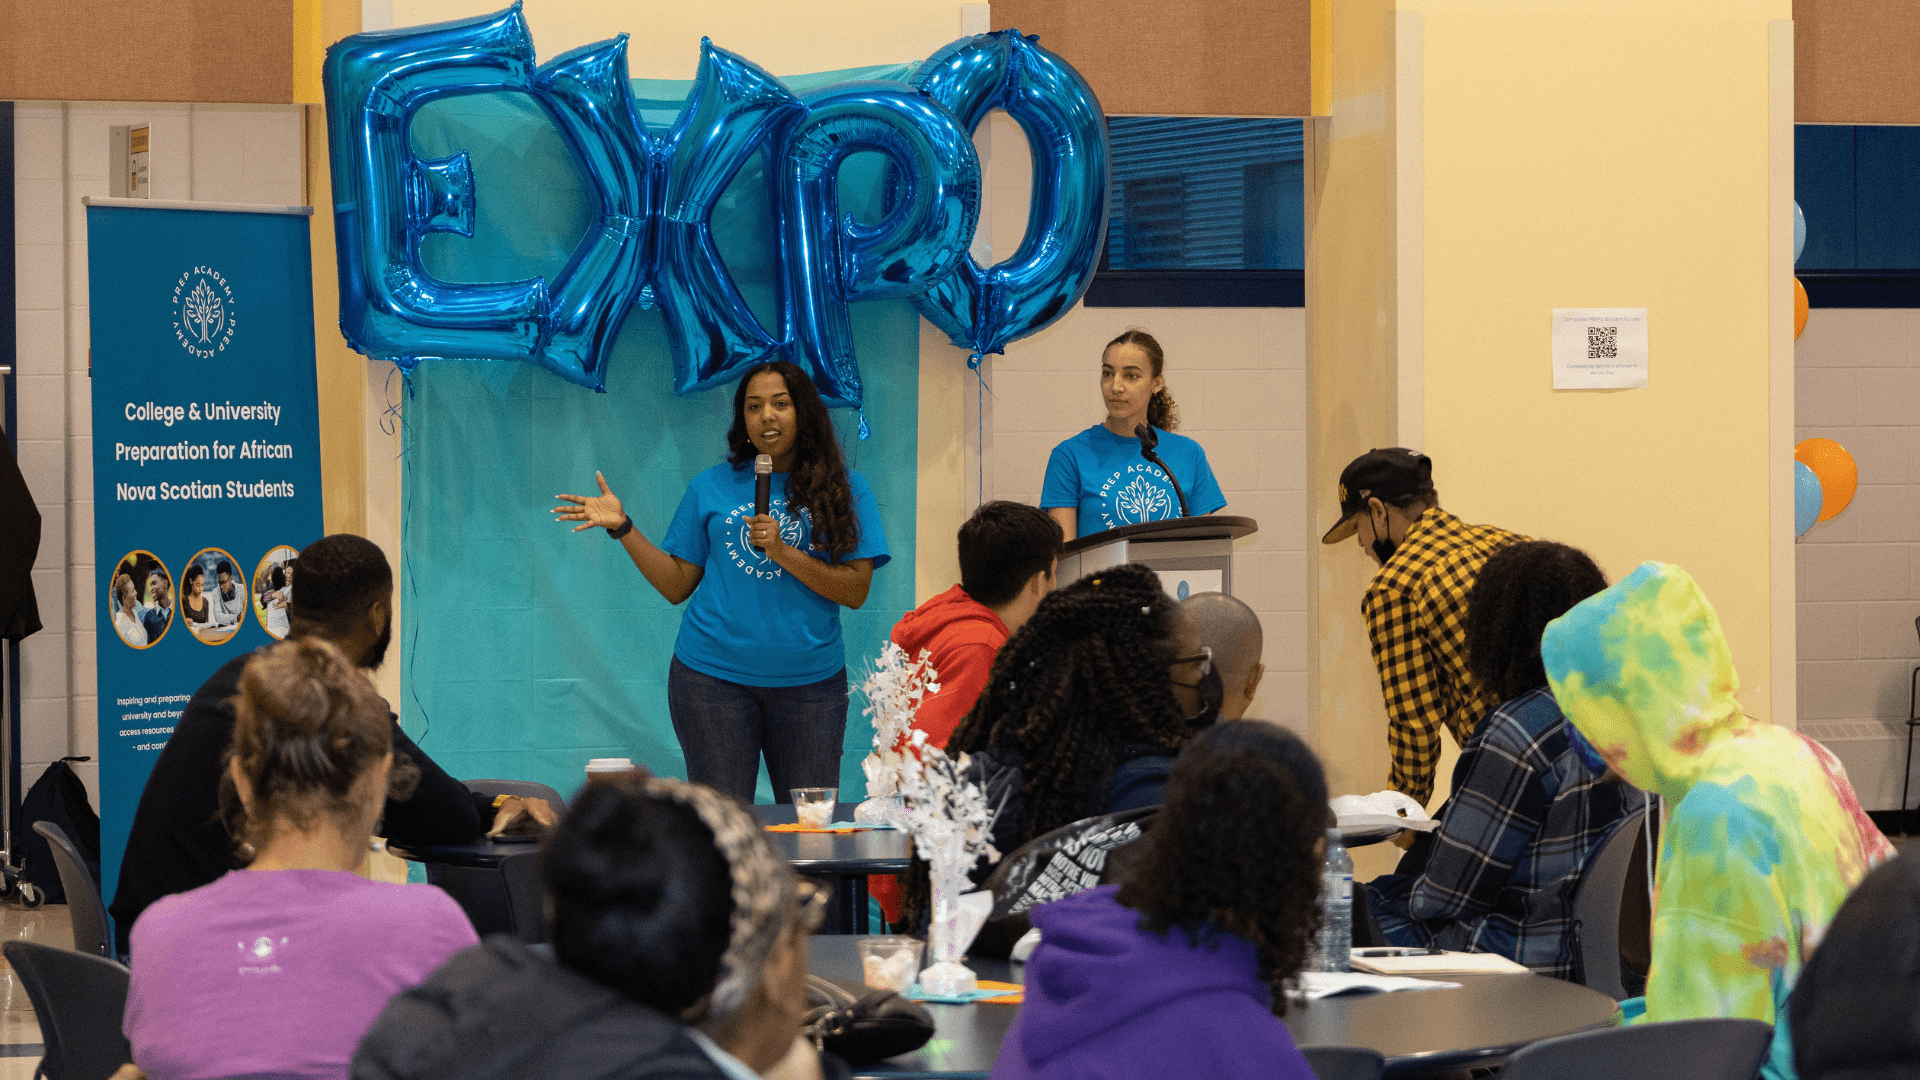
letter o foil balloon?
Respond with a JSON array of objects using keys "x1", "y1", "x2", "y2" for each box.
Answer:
[
  {"x1": 912, "y1": 31, "x2": 1110, "y2": 363},
  {"x1": 1794, "y1": 460, "x2": 1822, "y2": 537}
]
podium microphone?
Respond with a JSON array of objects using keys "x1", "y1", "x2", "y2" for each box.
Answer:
[
  {"x1": 1134, "y1": 424, "x2": 1191, "y2": 518},
  {"x1": 753, "y1": 454, "x2": 773, "y2": 547}
]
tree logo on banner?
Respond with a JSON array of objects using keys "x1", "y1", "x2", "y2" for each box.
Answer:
[
  {"x1": 322, "y1": 4, "x2": 1112, "y2": 410},
  {"x1": 172, "y1": 266, "x2": 235, "y2": 359}
]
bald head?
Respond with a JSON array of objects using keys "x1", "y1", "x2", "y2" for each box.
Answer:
[{"x1": 1181, "y1": 592, "x2": 1265, "y2": 721}]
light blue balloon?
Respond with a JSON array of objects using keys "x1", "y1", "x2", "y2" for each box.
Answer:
[
  {"x1": 1795, "y1": 460, "x2": 1823, "y2": 537},
  {"x1": 1794, "y1": 200, "x2": 1806, "y2": 264}
]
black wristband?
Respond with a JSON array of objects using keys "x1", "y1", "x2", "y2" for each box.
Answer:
[{"x1": 607, "y1": 515, "x2": 634, "y2": 540}]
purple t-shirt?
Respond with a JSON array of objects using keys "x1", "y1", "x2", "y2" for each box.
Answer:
[{"x1": 125, "y1": 869, "x2": 477, "y2": 1080}]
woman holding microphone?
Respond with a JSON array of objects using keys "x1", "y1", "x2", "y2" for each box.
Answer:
[
  {"x1": 554, "y1": 360, "x2": 889, "y2": 802},
  {"x1": 1041, "y1": 330, "x2": 1226, "y2": 539}
]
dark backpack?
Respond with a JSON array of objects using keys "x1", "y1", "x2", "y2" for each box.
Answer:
[{"x1": 15, "y1": 757, "x2": 100, "y2": 903}]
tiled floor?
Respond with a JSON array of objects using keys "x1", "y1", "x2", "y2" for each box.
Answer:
[{"x1": 0, "y1": 898, "x2": 68, "y2": 1078}]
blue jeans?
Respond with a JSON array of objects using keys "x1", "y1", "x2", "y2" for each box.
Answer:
[{"x1": 667, "y1": 657, "x2": 849, "y2": 803}]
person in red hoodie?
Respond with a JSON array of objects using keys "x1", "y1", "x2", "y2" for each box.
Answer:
[
  {"x1": 875, "y1": 502, "x2": 1062, "y2": 925},
  {"x1": 890, "y1": 501, "x2": 1065, "y2": 748}
]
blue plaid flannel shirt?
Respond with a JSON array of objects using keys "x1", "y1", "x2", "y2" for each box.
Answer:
[{"x1": 1365, "y1": 687, "x2": 1630, "y2": 979}]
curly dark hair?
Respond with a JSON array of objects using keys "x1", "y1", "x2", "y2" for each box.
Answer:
[
  {"x1": 1465, "y1": 540, "x2": 1608, "y2": 704},
  {"x1": 725, "y1": 360, "x2": 860, "y2": 560},
  {"x1": 954, "y1": 562, "x2": 1206, "y2": 843},
  {"x1": 1116, "y1": 720, "x2": 1328, "y2": 1014}
]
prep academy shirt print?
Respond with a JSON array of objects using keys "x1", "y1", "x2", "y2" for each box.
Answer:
[
  {"x1": 1041, "y1": 425, "x2": 1227, "y2": 537},
  {"x1": 662, "y1": 462, "x2": 890, "y2": 687}
]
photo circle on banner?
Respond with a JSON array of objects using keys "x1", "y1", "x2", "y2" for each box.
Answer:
[
  {"x1": 180, "y1": 547, "x2": 246, "y2": 645},
  {"x1": 252, "y1": 545, "x2": 299, "y2": 641},
  {"x1": 108, "y1": 550, "x2": 173, "y2": 650}
]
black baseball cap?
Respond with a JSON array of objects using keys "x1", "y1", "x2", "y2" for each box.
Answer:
[{"x1": 1321, "y1": 448, "x2": 1434, "y2": 544}]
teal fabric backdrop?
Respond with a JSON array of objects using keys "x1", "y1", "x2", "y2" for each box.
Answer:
[{"x1": 396, "y1": 66, "x2": 920, "y2": 803}]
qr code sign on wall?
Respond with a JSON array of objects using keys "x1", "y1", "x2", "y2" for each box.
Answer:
[{"x1": 1588, "y1": 325, "x2": 1618, "y2": 359}]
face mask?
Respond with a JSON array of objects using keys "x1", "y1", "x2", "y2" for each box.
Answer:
[
  {"x1": 1174, "y1": 665, "x2": 1224, "y2": 725},
  {"x1": 1371, "y1": 536, "x2": 1398, "y2": 564}
]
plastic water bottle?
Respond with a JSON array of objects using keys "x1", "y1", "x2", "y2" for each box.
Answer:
[{"x1": 1314, "y1": 828, "x2": 1353, "y2": 972}]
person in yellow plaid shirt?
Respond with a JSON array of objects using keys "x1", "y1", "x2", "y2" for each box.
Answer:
[{"x1": 1322, "y1": 450, "x2": 1522, "y2": 805}]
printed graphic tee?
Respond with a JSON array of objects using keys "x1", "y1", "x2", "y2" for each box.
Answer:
[
  {"x1": 125, "y1": 869, "x2": 477, "y2": 1080},
  {"x1": 663, "y1": 462, "x2": 890, "y2": 686},
  {"x1": 1041, "y1": 424, "x2": 1226, "y2": 537}
]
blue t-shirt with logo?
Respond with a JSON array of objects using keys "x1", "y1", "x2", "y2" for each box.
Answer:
[
  {"x1": 1039, "y1": 424, "x2": 1226, "y2": 537},
  {"x1": 661, "y1": 462, "x2": 890, "y2": 687}
]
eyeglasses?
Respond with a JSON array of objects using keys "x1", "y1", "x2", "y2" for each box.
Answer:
[
  {"x1": 795, "y1": 876, "x2": 830, "y2": 934},
  {"x1": 1170, "y1": 646, "x2": 1213, "y2": 677}
]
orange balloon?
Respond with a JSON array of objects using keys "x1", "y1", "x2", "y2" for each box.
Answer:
[
  {"x1": 1794, "y1": 277, "x2": 1809, "y2": 340},
  {"x1": 1795, "y1": 438, "x2": 1857, "y2": 521}
]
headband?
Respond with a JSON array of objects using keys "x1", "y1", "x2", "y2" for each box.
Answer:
[{"x1": 642, "y1": 777, "x2": 794, "y2": 1019}]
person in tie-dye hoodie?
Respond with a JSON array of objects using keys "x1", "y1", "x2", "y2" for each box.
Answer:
[{"x1": 1540, "y1": 562, "x2": 1892, "y2": 1080}]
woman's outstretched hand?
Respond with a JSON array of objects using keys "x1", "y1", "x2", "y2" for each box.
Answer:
[{"x1": 554, "y1": 471, "x2": 627, "y2": 532}]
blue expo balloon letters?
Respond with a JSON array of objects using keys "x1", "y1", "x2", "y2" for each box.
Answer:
[{"x1": 322, "y1": 3, "x2": 1108, "y2": 406}]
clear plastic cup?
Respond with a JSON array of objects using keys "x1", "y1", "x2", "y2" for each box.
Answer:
[
  {"x1": 791, "y1": 786, "x2": 837, "y2": 828},
  {"x1": 586, "y1": 758, "x2": 635, "y2": 783},
  {"x1": 859, "y1": 936, "x2": 924, "y2": 992}
]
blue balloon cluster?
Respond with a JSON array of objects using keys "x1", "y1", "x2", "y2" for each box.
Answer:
[{"x1": 322, "y1": 4, "x2": 1110, "y2": 405}]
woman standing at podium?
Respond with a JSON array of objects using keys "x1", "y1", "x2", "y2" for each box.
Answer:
[
  {"x1": 553, "y1": 360, "x2": 890, "y2": 802},
  {"x1": 1040, "y1": 330, "x2": 1226, "y2": 539}
]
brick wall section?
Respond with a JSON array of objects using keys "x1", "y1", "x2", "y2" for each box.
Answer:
[
  {"x1": 1795, "y1": 308, "x2": 1920, "y2": 810},
  {"x1": 12, "y1": 103, "x2": 304, "y2": 808}
]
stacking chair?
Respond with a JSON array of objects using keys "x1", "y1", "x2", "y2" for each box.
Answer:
[
  {"x1": 465, "y1": 779, "x2": 568, "y2": 812},
  {"x1": 30, "y1": 823, "x2": 109, "y2": 957},
  {"x1": 3, "y1": 938, "x2": 132, "y2": 1080},
  {"x1": 1496, "y1": 1017, "x2": 1772, "y2": 1080},
  {"x1": 1569, "y1": 804, "x2": 1650, "y2": 1000},
  {"x1": 1301, "y1": 1045, "x2": 1386, "y2": 1080}
]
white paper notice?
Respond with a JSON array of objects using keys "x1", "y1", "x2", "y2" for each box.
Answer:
[{"x1": 1552, "y1": 308, "x2": 1648, "y2": 389}]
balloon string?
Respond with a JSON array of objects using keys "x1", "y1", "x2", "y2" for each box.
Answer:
[{"x1": 398, "y1": 370, "x2": 430, "y2": 745}]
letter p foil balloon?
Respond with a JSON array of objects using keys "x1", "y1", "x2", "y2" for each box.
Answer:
[{"x1": 324, "y1": 4, "x2": 550, "y2": 371}]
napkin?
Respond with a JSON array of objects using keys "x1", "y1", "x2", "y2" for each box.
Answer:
[
  {"x1": 905, "y1": 979, "x2": 1024, "y2": 1005},
  {"x1": 763, "y1": 821, "x2": 897, "y2": 833}
]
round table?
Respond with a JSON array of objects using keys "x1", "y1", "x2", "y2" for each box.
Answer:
[
  {"x1": 808, "y1": 936, "x2": 1619, "y2": 1078},
  {"x1": 753, "y1": 803, "x2": 911, "y2": 935}
]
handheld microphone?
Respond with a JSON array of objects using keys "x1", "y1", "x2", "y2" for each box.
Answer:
[
  {"x1": 753, "y1": 454, "x2": 773, "y2": 547},
  {"x1": 1134, "y1": 424, "x2": 1191, "y2": 518}
]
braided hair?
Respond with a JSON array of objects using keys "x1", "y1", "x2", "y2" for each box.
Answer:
[
  {"x1": 951, "y1": 561, "x2": 1204, "y2": 845},
  {"x1": 1465, "y1": 540, "x2": 1608, "y2": 704}
]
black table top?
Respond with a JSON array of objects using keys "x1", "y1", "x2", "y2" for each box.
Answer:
[
  {"x1": 810, "y1": 936, "x2": 1618, "y2": 1079},
  {"x1": 387, "y1": 836, "x2": 540, "y2": 869},
  {"x1": 811, "y1": 935, "x2": 1017, "y2": 1078},
  {"x1": 753, "y1": 803, "x2": 913, "y2": 875}
]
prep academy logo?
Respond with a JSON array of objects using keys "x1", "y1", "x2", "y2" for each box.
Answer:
[
  {"x1": 1097, "y1": 464, "x2": 1175, "y2": 530},
  {"x1": 172, "y1": 266, "x2": 236, "y2": 359},
  {"x1": 721, "y1": 501, "x2": 807, "y2": 580}
]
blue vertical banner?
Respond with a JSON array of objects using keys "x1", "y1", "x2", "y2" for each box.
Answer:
[{"x1": 86, "y1": 201, "x2": 324, "y2": 913}]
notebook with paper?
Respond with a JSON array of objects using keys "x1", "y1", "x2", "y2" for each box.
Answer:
[{"x1": 1348, "y1": 949, "x2": 1531, "y2": 975}]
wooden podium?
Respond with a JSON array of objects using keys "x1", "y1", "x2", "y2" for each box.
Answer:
[{"x1": 1056, "y1": 515, "x2": 1258, "y2": 598}]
